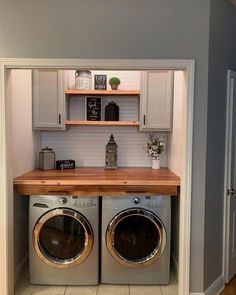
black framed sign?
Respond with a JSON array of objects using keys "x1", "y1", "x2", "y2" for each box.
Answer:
[
  {"x1": 94, "y1": 75, "x2": 107, "y2": 90},
  {"x1": 86, "y1": 97, "x2": 101, "y2": 121}
]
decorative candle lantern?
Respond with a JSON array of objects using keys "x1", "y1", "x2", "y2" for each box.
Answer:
[{"x1": 105, "y1": 134, "x2": 118, "y2": 169}]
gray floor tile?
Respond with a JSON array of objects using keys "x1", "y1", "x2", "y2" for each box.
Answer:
[
  {"x1": 65, "y1": 285, "x2": 98, "y2": 295},
  {"x1": 130, "y1": 285, "x2": 162, "y2": 295},
  {"x1": 97, "y1": 284, "x2": 129, "y2": 295},
  {"x1": 32, "y1": 285, "x2": 66, "y2": 295}
]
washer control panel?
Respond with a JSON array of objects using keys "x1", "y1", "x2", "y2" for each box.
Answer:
[
  {"x1": 33, "y1": 196, "x2": 97, "y2": 208},
  {"x1": 147, "y1": 196, "x2": 164, "y2": 207},
  {"x1": 71, "y1": 196, "x2": 97, "y2": 207},
  {"x1": 132, "y1": 196, "x2": 164, "y2": 207}
]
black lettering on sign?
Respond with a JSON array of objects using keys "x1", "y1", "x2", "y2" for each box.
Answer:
[{"x1": 86, "y1": 97, "x2": 101, "y2": 121}]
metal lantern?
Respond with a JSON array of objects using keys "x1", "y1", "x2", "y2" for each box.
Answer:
[{"x1": 105, "y1": 134, "x2": 118, "y2": 169}]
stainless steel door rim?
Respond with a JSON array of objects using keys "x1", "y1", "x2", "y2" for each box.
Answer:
[
  {"x1": 106, "y1": 208, "x2": 166, "y2": 268},
  {"x1": 33, "y1": 208, "x2": 94, "y2": 269}
]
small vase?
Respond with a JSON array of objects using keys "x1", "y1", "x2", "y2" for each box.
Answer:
[{"x1": 152, "y1": 158, "x2": 160, "y2": 170}]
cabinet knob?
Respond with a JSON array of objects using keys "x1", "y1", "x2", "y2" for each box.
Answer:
[
  {"x1": 228, "y1": 188, "x2": 236, "y2": 197},
  {"x1": 143, "y1": 115, "x2": 146, "y2": 125}
]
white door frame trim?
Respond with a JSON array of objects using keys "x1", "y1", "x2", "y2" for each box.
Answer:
[
  {"x1": 0, "y1": 58, "x2": 195, "y2": 295},
  {"x1": 223, "y1": 70, "x2": 236, "y2": 284}
]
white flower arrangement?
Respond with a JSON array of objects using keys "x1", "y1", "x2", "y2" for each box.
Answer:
[{"x1": 145, "y1": 133, "x2": 165, "y2": 160}]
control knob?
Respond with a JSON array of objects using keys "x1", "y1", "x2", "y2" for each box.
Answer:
[
  {"x1": 133, "y1": 197, "x2": 140, "y2": 204},
  {"x1": 59, "y1": 197, "x2": 67, "y2": 204}
]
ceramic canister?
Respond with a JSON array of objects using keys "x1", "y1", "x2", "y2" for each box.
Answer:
[{"x1": 39, "y1": 147, "x2": 55, "y2": 170}]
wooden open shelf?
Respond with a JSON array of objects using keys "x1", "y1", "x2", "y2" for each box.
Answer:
[
  {"x1": 65, "y1": 120, "x2": 140, "y2": 126},
  {"x1": 65, "y1": 89, "x2": 140, "y2": 96}
]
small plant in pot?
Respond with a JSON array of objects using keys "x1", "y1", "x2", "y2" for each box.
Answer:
[{"x1": 109, "y1": 77, "x2": 121, "y2": 90}]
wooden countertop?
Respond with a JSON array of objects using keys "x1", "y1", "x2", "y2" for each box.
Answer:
[
  {"x1": 14, "y1": 167, "x2": 180, "y2": 186},
  {"x1": 14, "y1": 167, "x2": 180, "y2": 196}
]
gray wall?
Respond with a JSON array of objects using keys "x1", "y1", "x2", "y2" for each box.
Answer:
[
  {"x1": 0, "y1": 0, "x2": 212, "y2": 292},
  {"x1": 205, "y1": 0, "x2": 236, "y2": 290}
]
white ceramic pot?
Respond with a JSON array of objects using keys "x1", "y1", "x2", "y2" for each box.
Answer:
[{"x1": 152, "y1": 158, "x2": 160, "y2": 169}]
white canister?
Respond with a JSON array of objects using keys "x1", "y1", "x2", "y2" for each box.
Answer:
[
  {"x1": 152, "y1": 157, "x2": 160, "y2": 169},
  {"x1": 75, "y1": 70, "x2": 92, "y2": 90}
]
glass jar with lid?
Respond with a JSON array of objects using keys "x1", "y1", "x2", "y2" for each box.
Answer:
[{"x1": 75, "y1": 70, "x2": 92, "y2": 90}]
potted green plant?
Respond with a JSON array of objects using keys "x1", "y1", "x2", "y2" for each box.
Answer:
[{"x1": 109, "y1": 77, "x2": 121, "y2": 90}]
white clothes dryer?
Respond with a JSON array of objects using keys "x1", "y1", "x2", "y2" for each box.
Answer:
[
  {"x1": 29, "y1": 195, "x2": 99, "y2": 285},
  {"x1": 101, "y1": 196, "x2": 171, "y2": 285}
]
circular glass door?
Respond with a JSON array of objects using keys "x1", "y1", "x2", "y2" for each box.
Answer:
[
  {"x1": 34, "y1": 208, "x2": 93, "y2": 269},
  {"x1": 106, "y1": 208, "x2": 166, "y2": 268}
]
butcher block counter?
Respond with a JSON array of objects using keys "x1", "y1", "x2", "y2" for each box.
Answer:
[{"x1": 13, "y1": 167, "x2": 180, "y2": 197}]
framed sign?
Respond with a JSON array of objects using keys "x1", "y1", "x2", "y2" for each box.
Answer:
[
  {"x1": 86, "y1": 97, "x2": 101, "y2": 121},
  {"x1": 94, "y1": 75, "x2": 107, "y2": 90}
]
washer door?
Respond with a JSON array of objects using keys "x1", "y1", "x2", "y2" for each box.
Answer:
[
  {"x1": 106, "y1": 208, "x2": 166, "y2": 268},
  {"x1": 33, "y1": 208, "x2": 93, "y2": 269}
]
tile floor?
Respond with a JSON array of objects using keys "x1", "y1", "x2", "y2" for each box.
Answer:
[{"x1": 15, "y1": 272, "x2": 178, "y2": 295}]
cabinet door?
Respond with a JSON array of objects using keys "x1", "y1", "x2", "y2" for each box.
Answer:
[
  {"x1": 140, "y1": 70, "x2": 174, "y2": 131},
  {"x1": 32, "y1": 69, "x2": 65, "y2": 130}
]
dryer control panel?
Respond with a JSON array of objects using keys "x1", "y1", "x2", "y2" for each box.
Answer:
[
  {"x1": 31, "y1": 195, "x2": 97, "y2": 208},
  {"x1": 71, "y1": 196, "x2": 97, "y2": 207},
  {"x1": 132, "y1": 196, "x2": 165, "y2": 208},
  {"x1": 145, "y1": 196, "x2": 165, "y2": 208}
]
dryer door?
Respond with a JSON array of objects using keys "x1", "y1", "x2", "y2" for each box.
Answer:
[
  {"x1": 106, "y1": 208, "x2": 166, "y2": 268},
  {"x1": 33, "y1": 208, "x2": 93, "y2": 269}
]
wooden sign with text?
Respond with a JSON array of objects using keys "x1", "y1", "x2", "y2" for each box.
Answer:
[
  {"x1": 86, "y1": 97, "x2": 101, "y2": 121},
  {"x1": 94, "y1": 75, "x2": 107, "y2": 90}
]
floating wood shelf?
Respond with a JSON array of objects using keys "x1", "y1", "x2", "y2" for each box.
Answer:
[
  {"x1": 65, "y1": 120, "x2": 140, "y2": 126},
  {"x1": 65, "y1": 89, "x2": 140, "y2": 96}
]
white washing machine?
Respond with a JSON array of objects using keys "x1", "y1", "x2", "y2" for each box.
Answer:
[
  {"x1": 101, "y1": 196, "x2": 171, "y2": 285},
  {"x1": 29, "y1": 195, "x2": 99, "y2": 285}
]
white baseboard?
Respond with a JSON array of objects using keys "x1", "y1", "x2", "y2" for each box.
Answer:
[
  {"x1": 205, "y1": 275, "x2": 224, "y2": 295},
  {"x1": 14, "y1": 255, "x2": 28, "y2": 287},
  {"x1": 190, "y1": 274, "x2": 224, "y2": 295}
]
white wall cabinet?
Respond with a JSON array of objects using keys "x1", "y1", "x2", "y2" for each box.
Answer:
[
  {"x1": 32, "y1": 69, "x2": 65, "y2": 130},
  {"x1": 140, "y1": 70, "x2": 174, "y2": 131}
]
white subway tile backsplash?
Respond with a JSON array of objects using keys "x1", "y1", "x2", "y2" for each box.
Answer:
[{"x1": 42, "y1": 127, "x2": 167, "y2": 168}]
